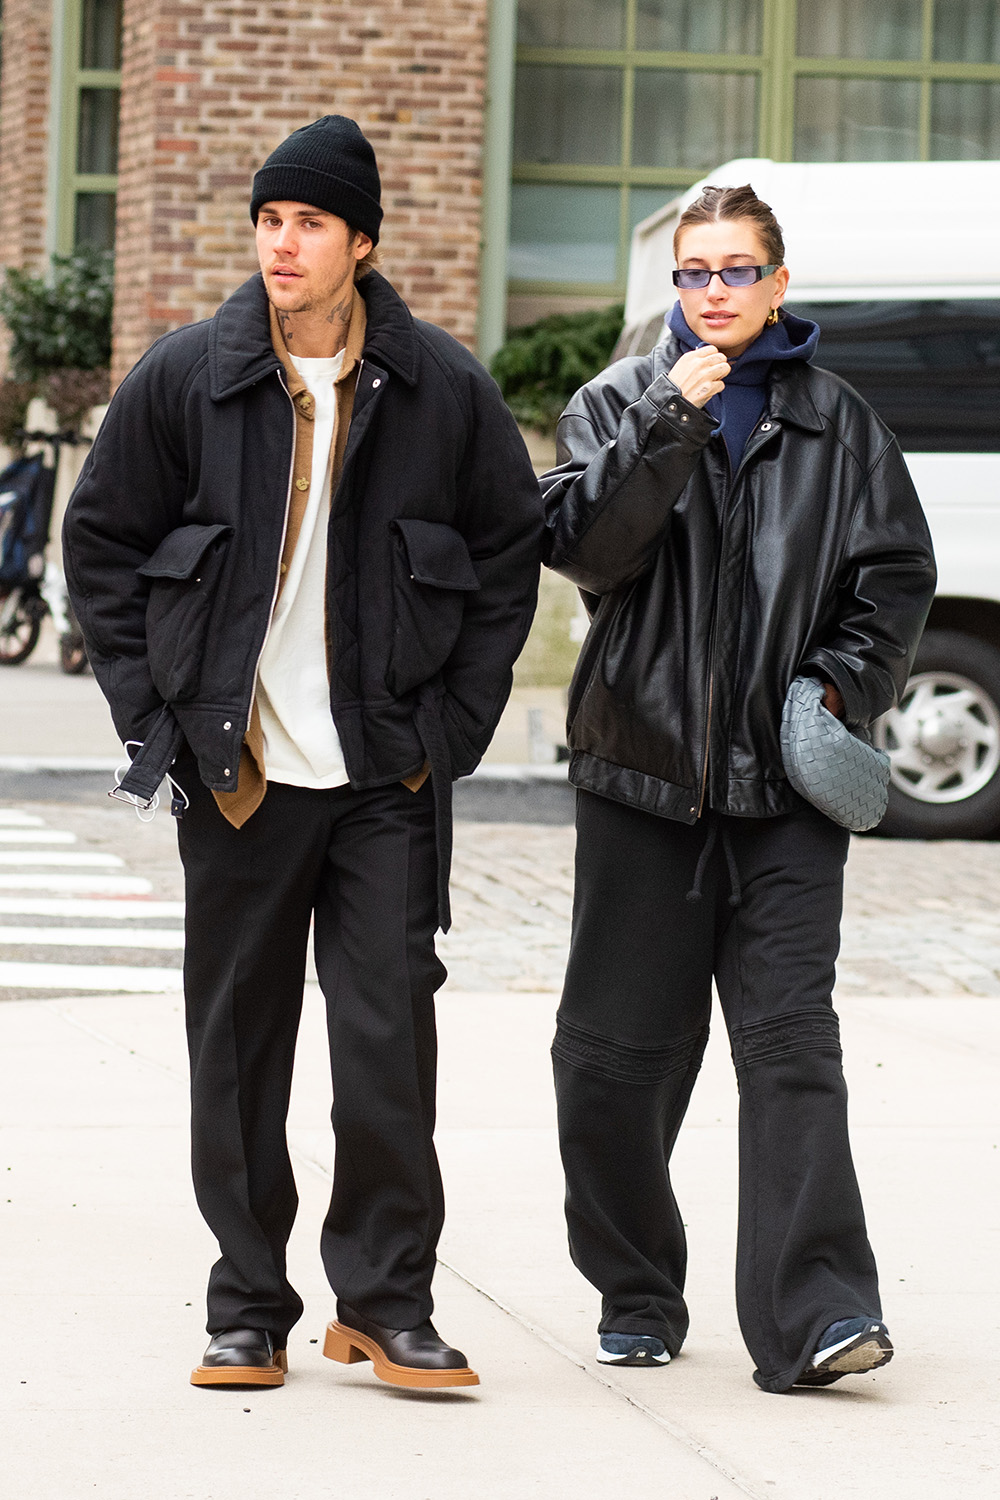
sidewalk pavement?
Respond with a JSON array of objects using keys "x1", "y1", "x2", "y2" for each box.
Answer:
[{"x1": 3, "y1": 822, "x2": 1000, "y2": 1496}]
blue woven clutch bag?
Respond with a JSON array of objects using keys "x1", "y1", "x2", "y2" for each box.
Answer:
[{"x1": 780, "y1": 676, "x2": 890, "y2": 833}]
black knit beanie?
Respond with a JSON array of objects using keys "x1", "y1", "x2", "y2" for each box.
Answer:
[{"x1": 250, "y1": 115, "x2": 383, "y2": 245}]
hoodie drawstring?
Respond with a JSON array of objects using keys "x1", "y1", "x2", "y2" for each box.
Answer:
[{"x1": 686, "y1": 813, "x2": 742, "y2": 908}]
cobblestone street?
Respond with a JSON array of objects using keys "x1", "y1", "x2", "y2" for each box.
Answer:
[
  {"x1": 447, "y1": 824, "x2": 1000, "y2": 996},
  {"x1": 5, "y1": 799, "x2": 997, "y2": 1001}
]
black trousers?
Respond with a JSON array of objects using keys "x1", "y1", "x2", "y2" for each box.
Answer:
[
  {"x1": 554, "y1": 791, "x2": 881, "y2": 1393},
  {"x1": 176, "y1": 762, "x2": 445, "y2": 1345}
]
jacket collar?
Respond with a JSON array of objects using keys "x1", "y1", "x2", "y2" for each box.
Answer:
[
  {"x1": 267, "y1": 286, "x2": 368, "y2": 414},
  {"x1": 209, "y1": 269, "x2": 419, "y2": 401},
  {"x1": 655, "y1": 332, "x2": 825, "y2": 435}
]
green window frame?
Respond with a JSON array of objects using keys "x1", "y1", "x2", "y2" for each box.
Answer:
[
  {"x1": 509, "y1": 0, "x2": 1000, "y2": 299},
  {"x1": 50, "y1": 0, "x2": 122, "y2": 255}
]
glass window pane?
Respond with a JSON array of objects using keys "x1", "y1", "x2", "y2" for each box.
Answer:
[
  {"x1": 794, "y1": 76, "x2": 920, "y2": 160},
  {"x1": 77, "y1": 88, "x2": 120, "y2": 174},
  {"x1": 785, "y1": 300, "x2": 1000, "y2": 453},
  {"x1": 514, "y1": 65, "x2": 622, "y2": 166},
  {"x1": 81, "y1": 0, "x2": 123, "y2": 70},
  {"x1": 629, "y1": 186, "x2": 674, "y2": 231},
  {"x1": 633, "y1": 71, "x2": 758, "y2": 172},
  {"x1": 74, "y1": 192, "x2": 116, "y2": 252},
  {"x1": 797, "y1": 0, "x2": 922, "y2": 60},
  {"x1": 508, "y1": 183, "x2": 621, "y2": 283},
  {"x1": 516, "y1": 0, "x2": 625, "y2": 48},
  {"x1": 635, "y1": 1, "x2": 762, "y2": 54},
  {"x1": 931, "y1": 82, "x2": 1000, "y2": 159},
  {"x1": 934, "y1": 1, "x2": 1000, "y2": 64}
]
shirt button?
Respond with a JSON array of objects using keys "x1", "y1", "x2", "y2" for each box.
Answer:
[
  {"x1": 223, "y1": 720, "x2": 232, "y2": 731},
  {"x1": 280, "y1": 562, "x2": 288, "y2": 574},
  {"x1": 295, "y1": 476, "x2": 309, "y2": 491}
]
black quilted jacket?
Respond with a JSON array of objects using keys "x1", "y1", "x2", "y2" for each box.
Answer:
[
  {"x1": 542, "y1": 334, "x2": 936, "y2": 823},
  {"x1": 64, "y1": 271, "x2": 543, "y2": 811}
]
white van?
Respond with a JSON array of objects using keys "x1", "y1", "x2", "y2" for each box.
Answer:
[{"x1": 617, "y1": 158, "x2": 1000, "y2": 839}]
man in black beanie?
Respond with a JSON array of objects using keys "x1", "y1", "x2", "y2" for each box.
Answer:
[{"x1": 63, "y1": 116, "x2": 542, "y2": 1391}]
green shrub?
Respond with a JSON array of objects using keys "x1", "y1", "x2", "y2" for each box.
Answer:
[
  {"x1": 491, "y1": 303, "x2": 624, "y2": 435},
  {"x1": 0, "y1": 248, "x2": 114, "y2": 382}
]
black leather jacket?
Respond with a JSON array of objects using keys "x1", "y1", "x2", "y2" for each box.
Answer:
[{"x1": 542, "y1": 334, "x2": 936, "y2": 823}]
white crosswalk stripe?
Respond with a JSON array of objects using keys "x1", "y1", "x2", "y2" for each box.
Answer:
[
  {"x1": 0, "y1": 926, "x2": 185, "y2": 949},
  {"x1": 0, "y1": 897, "x2": 185, "y2": 919},
  {"x1": 0, "y1": 808, "x2": 185, "y2": 996},
  {"x1": 0, "y1": 850, "x2": 124, "y2": 866},
  {"x1": 0, "y1": 829, "x2": 76, "y2": 843}
]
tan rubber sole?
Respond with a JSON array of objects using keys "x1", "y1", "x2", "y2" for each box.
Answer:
[
  {"x1": 827, "y1": 1338, "x2": 893, "y2": 1375},
  {"x1": 323, "y1": 1321, "x2": 480, "y2": 1389},
  {"x1": 190, "y1": 1349, "x2": 287, "y2": 1387}
]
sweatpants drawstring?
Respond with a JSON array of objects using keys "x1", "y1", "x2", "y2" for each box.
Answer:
[
  {"x1": 685, "y1": 814, "x2": 743, "y2": 908},
  {"x1": 721, "y1": 822, "x2": 742, "y2": 907},
  {"x1": 686, "y1": 817, "x2": 718, "y2": 903}
]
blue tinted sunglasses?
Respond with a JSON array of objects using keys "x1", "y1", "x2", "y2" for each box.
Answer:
[{"x1": 673, "y1": 264, "x2": 778, "y2": 289}]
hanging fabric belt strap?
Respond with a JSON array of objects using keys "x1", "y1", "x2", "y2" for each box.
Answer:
[{"x1": 414, "y1": 686, "x2": 453, "y2": 933}]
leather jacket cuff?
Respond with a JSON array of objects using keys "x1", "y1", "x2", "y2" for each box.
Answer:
[{"x1": 643, "y1": 374, "x2": 716, "y2": 436}]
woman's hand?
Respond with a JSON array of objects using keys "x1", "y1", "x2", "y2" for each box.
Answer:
[
  {"x1": 666, "y1": 346, "x2": 731, "y2": 409},
  {"x1": 822, "y1": 682, "x2": 845, "y2": 719}
]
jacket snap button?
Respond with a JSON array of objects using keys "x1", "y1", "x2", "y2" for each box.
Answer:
[
  {"x1": 761, "y1": 422, "x2": 772, "y2": 431},
  {"x1": 223, "y1": 721, "x2": 232, "y2": 731},
  {"x1": 223, "y1": 768, "x2": 231, "y2": 777},
  {"x1": 680, "y1": 413, "x2": 689, "y2": 422},
  {"x1": 372, "y1": 378, "x2": 381, "y2": 388}
]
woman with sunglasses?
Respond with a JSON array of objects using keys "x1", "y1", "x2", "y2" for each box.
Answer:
[{"x1": 540, "y1": 184, "x2": 935, "y2": 1393}]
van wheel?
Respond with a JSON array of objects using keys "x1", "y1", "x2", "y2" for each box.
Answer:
[{"x1": 873, "y1": 629, "x2": 1000, "y2": 838}]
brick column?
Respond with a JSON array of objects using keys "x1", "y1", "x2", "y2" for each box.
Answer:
[
  {"x1": 113, "y1": 0, "x2": 489, "y2": 386},
  {"x1": 0, "y1": 0, "x2": 54, "y2": 279}
]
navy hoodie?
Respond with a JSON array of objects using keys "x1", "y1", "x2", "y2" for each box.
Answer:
[{"x1": 667, "y1": 302, "x2": 820, "y2": 471}]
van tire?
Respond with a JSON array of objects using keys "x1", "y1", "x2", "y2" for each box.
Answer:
[{"x1": 875, "y1": 629, "x2": 1000, "y2": 839}]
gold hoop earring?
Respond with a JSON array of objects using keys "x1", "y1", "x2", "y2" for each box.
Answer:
[{"x1": 766, "y1": 308, "x2": 779, "y2": 327}]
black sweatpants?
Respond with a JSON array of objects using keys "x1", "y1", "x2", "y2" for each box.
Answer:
[
  {"x1": 176, "y1": 762, "x2": 445, "y2": 1346},
  {"x1": 554, "y1": 790, "x2": 881, "y2": 1393}
]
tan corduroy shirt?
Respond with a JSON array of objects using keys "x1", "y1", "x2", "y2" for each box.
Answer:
[
  {"x1": 212, "y1": 287, "x2": 429, "y2": 827},
  {"x1": 213, "y1": 288, "x2": 362, "y2": 828}
]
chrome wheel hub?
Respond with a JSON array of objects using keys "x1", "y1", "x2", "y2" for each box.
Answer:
[{"x1": 873, "y1": 671, "x2": 1000, "y2": 804}]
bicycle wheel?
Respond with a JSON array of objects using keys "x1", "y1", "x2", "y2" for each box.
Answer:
[{"x1": 0, "y1": 587, "x2": 42, "y2": 664}]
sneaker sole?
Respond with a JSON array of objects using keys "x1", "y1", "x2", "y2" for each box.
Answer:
[
  {"x1": 799, "y1": 1330, "x2": 893, "y2": 1385},
  {"x1": 596, "y1": 1346, "x2": 670, "y2": 1368}
]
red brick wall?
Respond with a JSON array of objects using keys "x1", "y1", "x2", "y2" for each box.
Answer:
[
  {"x1": 113, "y1": 0, "x2": 489, "y2": 385},
  {"x1": 0, "y1": 0, "x2": 53, "y2": 276}
]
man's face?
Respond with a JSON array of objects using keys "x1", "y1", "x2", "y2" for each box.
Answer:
[{"x1": 255, "y1": 202, "x2": 372, "y2": 313}]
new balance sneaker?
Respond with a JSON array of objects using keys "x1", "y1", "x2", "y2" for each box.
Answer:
[
  {"x1": 795, "y1": 1318, "x2": 893, "y2": 1386},
  {"x1": 596, "y1": 1332, "x2": 670, "y2": 1367}
]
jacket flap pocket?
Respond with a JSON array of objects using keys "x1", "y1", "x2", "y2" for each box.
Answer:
[
  {"x1": 138, "y1": 523, "x2": 232, "y2": 581},
  {"x1": 394, "y1": 519, "x2": 480, "y2": 591}
]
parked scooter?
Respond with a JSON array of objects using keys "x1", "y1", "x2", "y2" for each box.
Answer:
[{"x1": 0, "y1": 435, "x2": 89, "y2": 671}]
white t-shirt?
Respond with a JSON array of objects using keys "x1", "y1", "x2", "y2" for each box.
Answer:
[{"x1": 256, "y1": 350, "x2": 349, "y2": 788}]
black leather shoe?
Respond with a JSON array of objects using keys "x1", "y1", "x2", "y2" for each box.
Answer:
[
  {"x1": 190, "y1": 1327, "x2": 287, "y2": 1387},
  {"x1": 323, "y1": 1302, "x2": 479, "y2": 1388}
]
